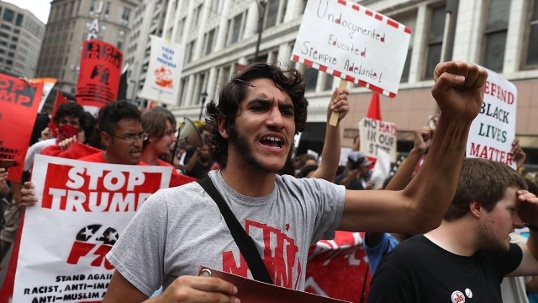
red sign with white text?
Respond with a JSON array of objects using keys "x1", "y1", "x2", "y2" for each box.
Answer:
[{"x1": 0, "y1": 73, "x2": 43, "y2": 182}]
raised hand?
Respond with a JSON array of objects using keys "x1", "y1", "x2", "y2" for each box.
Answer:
[
  {"x1": 327, "y1": 87, "x2": 350, "y2": 122},
  {"x1": 413, "y1": 126, "x2": 434, "y2": 155},
  {"x1": 431, "y1": 61, "x2": 488, "y2": 122}
]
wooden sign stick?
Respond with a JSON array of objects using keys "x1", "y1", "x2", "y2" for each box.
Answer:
[{"x1": 329, "y1": 79, "x2": 347, "y2": 126}]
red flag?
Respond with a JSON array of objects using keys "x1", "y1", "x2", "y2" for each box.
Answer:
[
  {"x1": 366, "y1": 93, "x2": 381, "y2": 167},
  {"x1": 48, "y1": 90, "x2": 69, "y2": 137},
  {"x1": 366, "y1": 93, "x2": 381, "y2": 120}
]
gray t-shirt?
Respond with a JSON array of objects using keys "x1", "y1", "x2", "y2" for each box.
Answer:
[{"x1": 107, "y1": 170, "x2": 346, "y2": 296}]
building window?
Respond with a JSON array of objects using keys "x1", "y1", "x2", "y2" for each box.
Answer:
[
  {"x1": 204, "y1": 29, "x2": 215, "y2": 55},
  {"x1": 15, "y1": 13, "x2": 23, "y2": 26},
  {"x1": 393, "y1": 12, "x2": 417, "y2": 83},
  {"x1": 105, "y1": 1, "x2": 111, "y2": 18},
  {"x1": 192, "y1": 5, "x2": 202, "y2": 28},
  {"x1": 90, "y1": 0, "x2": 96, "y2": 12},
  {"x1": 265, "y1": 0, "x2": 279, "y2": 29},
  {"x1": 3, "y1": 9, "x2": 14, "y2": 22},
  {"x1": 185, "y1": 41, "x2": 195, "y2": 63},
  {"x1": 304, "y1": 67, "x2": 318, "y2": 92},
  {"x1": 121, "y1": 7, "x2": 131, "y2": 23},
  {"x1": 323, "y1": 74, "x2": 334, "y2": 91},
  {"x1": 230, "y1": 13, "x2": 243, "y2": 44},
  {"x1": 175, "y1": 18, "x2": 185, "y2": 42},
  {"x1": 482, "y1": 0, "x2": 509, "y2": 72},
  {"x1": 525, "y1": 0, "x2": 538, "y2": 68},
  {"x1": 423, "y1": 5, "x2": 446, "y2": 80}
]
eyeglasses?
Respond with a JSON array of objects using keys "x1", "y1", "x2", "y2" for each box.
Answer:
[{"x1": 108, "y1": 132, "x2": 148, "y2": 143}]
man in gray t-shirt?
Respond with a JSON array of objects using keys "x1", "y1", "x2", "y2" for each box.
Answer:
[{"x1": 104, "y1": 61, "x2": 488, "y2": 303}]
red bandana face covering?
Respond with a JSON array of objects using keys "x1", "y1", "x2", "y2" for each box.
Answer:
[{"x1": 56, "y1": 124, "x2": 80, "y2": 143}]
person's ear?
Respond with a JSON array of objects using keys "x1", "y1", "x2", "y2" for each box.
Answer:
[
  {"x1": 101, "y1": 131, "x2": 111, "y2": 147},
  {"x1": 469, "y1": 201, "x2": 482, "y2": 218},
  {"x1": 218, "y1": 118, "x2": 229, "y2": 139}
]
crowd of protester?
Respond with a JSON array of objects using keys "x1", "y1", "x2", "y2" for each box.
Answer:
[{"x1": 1, "y1": 60, "x2": 538, "y2": 303}]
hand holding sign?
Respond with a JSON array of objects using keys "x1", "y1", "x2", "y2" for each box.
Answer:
[
  {"x1": 328, "y1": 81, "x2": 349, "y2": 126},
  {"x1": 432, "y1": 61, "x2": 488, "y2": 122}
]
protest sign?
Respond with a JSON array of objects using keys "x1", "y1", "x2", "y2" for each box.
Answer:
[
  {"x1": 466, "y1": 68, "x2": 517, "y2": 168},
  {"x1": 359, "y1": 117, "x2": 397, "y2": 162},
  {"x1": 76, "y1": 40, "x2": 123, "y2": 114},
  {"x1": 291, "y1": 0, "x2": 411, "y2": 97},
  {"x1": 0, "y1": 74, "x2": 43, "y2": 182},
  {"x1": 139, "y1": 35, "x2": 185, "y2": 105},
  {"x1": 13, "y1": 155, "x2": 171, "y2": 302}
]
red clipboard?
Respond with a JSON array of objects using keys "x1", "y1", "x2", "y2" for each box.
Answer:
[{"x1": 197, "y1": 266, "x2": 351, "y2": 303}]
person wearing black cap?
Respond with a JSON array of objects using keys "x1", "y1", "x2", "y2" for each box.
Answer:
[{"x1": 335, "y1": 151, "x2": 373, "y2": 190}]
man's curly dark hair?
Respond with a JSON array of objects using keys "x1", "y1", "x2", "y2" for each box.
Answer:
[{"x1": 205, "y1": 63, "x2": 308, "y2": 168}]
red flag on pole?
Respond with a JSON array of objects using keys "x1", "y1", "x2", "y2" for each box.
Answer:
[{"x1": 366, "y1": 93, "x2": 381, "y2": 120}]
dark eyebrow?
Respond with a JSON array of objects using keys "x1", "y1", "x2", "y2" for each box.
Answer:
[
  {"x1": 246, "y1": 98, "x2": 295, "y2": 112},
  {"x1": 280, "y1": 103, "x2": 295, "y2": 112},
  {"x1": 246, "y1": 98, "x2": 271, "y2": 106}
]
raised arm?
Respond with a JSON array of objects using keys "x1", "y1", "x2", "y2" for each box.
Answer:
[
  {"x1": 384, "y1": 126, "x2": 433, "y2": 191},
  {"x1": 339, "y1": 61, "x2": 488, "y2": 234},
  {"x1": 365, "y1": 126, "x2": 433, "y2": 246},
  {"x1": 309, "y1": 87, "x2": 349, "y2": 181}
]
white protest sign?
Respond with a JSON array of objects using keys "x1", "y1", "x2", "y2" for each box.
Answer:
[
  {"x1": 466, "y1": 67, "x2": 517, "y2": 168},
  {"x1": 291, "y1": 0, "x2": 411, "y2": 97},
  {"x1": 13, "y1": 155, "x2": 171, "y2": 302},
  {"x1": 139, "y1": 35, "x2": 185, "y2": 105},
  {"x1": 359, "y1": 117, "x2": 397, "y2": 162}
]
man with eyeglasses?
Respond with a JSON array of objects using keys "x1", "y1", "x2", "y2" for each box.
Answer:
[{"x1": 77, "y1": 101, "x2": 146, "y2": 164}]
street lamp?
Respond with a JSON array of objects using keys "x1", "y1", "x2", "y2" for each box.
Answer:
[
  {"x1": 254, "y1": 0, "x2": 267, "y2": 62},
  {"x1": 129, "y1": 79, "x2": 138, "y2": 104},
  {"x1": 198, "y1": 91, "x2": 208, "y2": 120}
]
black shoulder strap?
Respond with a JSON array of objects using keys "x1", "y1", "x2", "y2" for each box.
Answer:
[{"x1": 197, "y1": 176, "x2": 273, "y2": 284}]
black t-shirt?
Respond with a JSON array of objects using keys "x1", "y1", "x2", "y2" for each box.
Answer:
[{"x1": 368, "y1": 235, "x2": 523, "y2": 303}]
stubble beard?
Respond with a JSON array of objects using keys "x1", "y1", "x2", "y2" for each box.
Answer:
[
  {"x1": 229, "y1": 128, "x2": 284, "y2": 173},
  {"x1": 476, "y1": 222, "x2": 510, "y2": 251}
]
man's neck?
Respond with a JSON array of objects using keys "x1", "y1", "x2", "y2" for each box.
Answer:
[
  {"x1": 424, "y1": 219, "x2": 477, "y2": 256},
  {"x1": 141, "y1": 149, "x2": 158, "y2": 166},
  {"x1": 220, "y1": 163, "x2": 277, "y2": 197}
]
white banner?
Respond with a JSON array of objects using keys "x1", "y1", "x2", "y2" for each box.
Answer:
[
  {"x1": 466, "y1": 67, "x2": 517, "y2": 169},
  {"x1": 139, "y1": 35, "x2": 185, "y2": 105},
  {"x1": 359, "y1": 117, "x2": 397, "y2": 162},
  {"x1": 13, "y1": 155, "x2": 171, "y2": 302},
  {"x1": 291, "y1": 0, "x2": 411, "y2": 97}
]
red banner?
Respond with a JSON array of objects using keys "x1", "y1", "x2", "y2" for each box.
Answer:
[
  {"x1": 0, "y1": 73, "x2": 43, "y2": 182},
  {"x1": 305, "y1": 231, "x2": 371, "y2": 303},
  {"x1": 76, "y1": 40, "x2": 123, "y2": 111}
]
